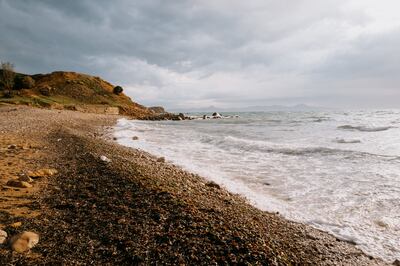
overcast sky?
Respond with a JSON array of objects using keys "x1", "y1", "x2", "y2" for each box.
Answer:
[{"x1": 1, "y1": 0, "x2": 400, "y2": 109}]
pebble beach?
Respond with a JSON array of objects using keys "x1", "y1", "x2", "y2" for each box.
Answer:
[{"x1": 0, "y1": 105, "x2": 389, "y2": 265}]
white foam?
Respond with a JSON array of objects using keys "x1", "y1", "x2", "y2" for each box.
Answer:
[{"x1": 113, "y1": 111, "x2": 400, "y2": 262}]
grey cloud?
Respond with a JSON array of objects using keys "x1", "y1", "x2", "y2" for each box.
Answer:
[{"x1": 1, "y1": 0, "x2": 400, "y2": 108}]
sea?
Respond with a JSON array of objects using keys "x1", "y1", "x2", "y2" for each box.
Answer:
[{"x1": 113, "y1": 110, "x2": 400, "y2": 262}]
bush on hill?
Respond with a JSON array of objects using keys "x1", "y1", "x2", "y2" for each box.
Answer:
[
  {"x1": 113, "y1": 86, "x2": 123, "y2": 95},
  {"x1": 14, "y1": 75, "x2": 35, "y2": 90}
]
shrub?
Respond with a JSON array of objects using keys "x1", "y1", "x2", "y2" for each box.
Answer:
[
  {"x1": 0, "y1": 62, "x2": 15, "y2": 90},
  {"x1": 3, "y1": 89, "x2": 14, "y2": 98},
  {"x1": 113, "y1": 86, "x2": 123, "y2": 95},
  {"x1": 14, "y1": 75, "x2": 35, "y2": 90}
]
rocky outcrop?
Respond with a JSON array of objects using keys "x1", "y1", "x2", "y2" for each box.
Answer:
[{"x1": 149, "y1": 106, "x2": 166, "y2": 113}]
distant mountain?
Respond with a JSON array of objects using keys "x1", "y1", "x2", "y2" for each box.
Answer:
[{"x1": 169, "y1": 104, "x2": 328, "y2": 113}]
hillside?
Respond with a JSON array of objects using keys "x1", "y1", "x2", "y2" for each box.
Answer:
[{"x1": 0, "y1": 71, "x2": 153, "y2": 118}]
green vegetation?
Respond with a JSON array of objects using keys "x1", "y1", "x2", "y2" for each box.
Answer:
[{"x1": 0, "y1": 62, "x2": 15, "y2": 91}]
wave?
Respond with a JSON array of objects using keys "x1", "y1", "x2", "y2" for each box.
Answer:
[
  {"x1": 337, "y1": 125, "x2": 393, "y2": 132},
  {"x1": 200, "y1": 135, "x2": 400, "y2": 161},
  {"x1": 207, "y1": 136, "x2": 365, "y2": 157},
  {"x1": 334, "y1": 138, "x2": 361, "y2": 144}
]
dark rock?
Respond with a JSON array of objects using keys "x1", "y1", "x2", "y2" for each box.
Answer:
[
  {"x1": 132, "y1": 136, "x2": 139, "y2": 140},
  {"x1": 205, "y1": 181, "x2": 221, "y2": 189},
  {"x1": 178, "y1": 113, "x2": 186, "y2": 120},
  {"x1": 39, "y1": 86, "x2": 53, "y2": 96},
  {"x1": 212, "y1": 112, "x2": 222, "y2": 118},
  {"x1": 6, "y1": 180, "x2": 32, "y2": 188},
  {"x1": 157, "y1": 157, "x2": 165, "y2": 163}
]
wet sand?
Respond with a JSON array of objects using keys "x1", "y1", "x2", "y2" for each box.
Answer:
[{"x1": 0, "y1": 105, "x2": 388, "y2": 265}]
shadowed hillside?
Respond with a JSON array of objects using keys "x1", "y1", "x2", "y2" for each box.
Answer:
[{"x1": 0, "y1": 71, "x2": 153, "y2": 118}]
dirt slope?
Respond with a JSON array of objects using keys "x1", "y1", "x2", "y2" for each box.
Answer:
[{"x1": 0, "y1": 71, "x2": 153, "y2": 118}]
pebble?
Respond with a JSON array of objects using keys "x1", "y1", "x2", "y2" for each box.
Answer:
[
  {"x1": 100, "y1": 155, "x2": 111, "y2": 163},
  {"x1": 132, "y1": 136, "x2": 139, "y2": 140},
  {"x1": 6, "y1": 180, "x2": 33, "y2": 188},
  {"x1": 205, "y1": 181, "x2": 221, "y2": 189},
  {"x1": 10, "y1": 231, "x2": 39, "y2": 253},
  {"x1": 157, "y1": 157, "x2": 165, "y2": 163},
  {"x1": 18, "y1": 175, "x2": 34, "y2": 183},
  {"x1": 11, "y1": 222, "x2": 22, "y2": 228},
  {"x1": 0, "y1": 229, "x2": 7, "y2": 244},
  {"x1": 28, "y1": 168, "x2": 58, "y2": 178},
  {"x1": 7, "y1": 144, "x2": 17, "y2": 149}
]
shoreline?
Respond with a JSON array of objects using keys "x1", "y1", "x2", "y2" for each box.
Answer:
[{"x1": 0, "y1": 106, "x2": 389, "y2": 265}]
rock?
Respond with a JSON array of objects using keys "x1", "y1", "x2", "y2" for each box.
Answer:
[
  {"x1": 157, "y1": 157, "x2": 165, "y2": 163},
  {"x1": 212, "y1": 112, "x2": 222, "y2": 118},
  {"x1": 0, "y1": 229, "x2": 7, "y2": 244},
  {"x1": 28, "y1": 168, "x2": 58, "y2": 178},
  {"x1": 178, "y1": 113, "x2": 186, "y2": 120},
  {"x1": 18, "y1": 176, "x2": 34, "y2": 183},
  {"x1": 205, "y1": 181, "x2": 221, "y2": 189},
  {"x1": 393, "y1": 259, "x2": 400, "y2": 266},
  {"x1": 149, "y1": 106, "x2": 166, "y2": 113},
  {"x1": 10, "y1": 231, "x2": 39, "y2": 253},
  {"x1": 132, "y1": 136, "x2": 139, "y2": 140},
  {"x1": 6, "y1": 180, "x2": 32, "y2": 188},
  {"x1": 100, "y1": 155, "x2": 111, "y2": 163},
  {"x1": 39, "y1": 86, "x2": 53, "y2": 96},
  {"x1": 7, "y1": 144, "x2": 17, "y2": 149},
  {"x1": 11, "y1": 222, "x2": 22, "y2": 228}
]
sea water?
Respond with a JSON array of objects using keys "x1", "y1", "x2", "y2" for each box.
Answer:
[{"x1": 113, "y1": 110, "x2": 400, "y2": 262}]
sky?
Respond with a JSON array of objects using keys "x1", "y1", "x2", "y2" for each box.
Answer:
[{"x1": 1, "y1": 0, "x2": 400, "y2": 109}]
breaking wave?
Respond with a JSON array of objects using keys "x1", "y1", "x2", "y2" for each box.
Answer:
[
  {"x1": 334, "y1": 138, "x2": 362, "y2": 144},
  {"x1": 337, "y1": 125, "x2": 393, "y2": 132}
]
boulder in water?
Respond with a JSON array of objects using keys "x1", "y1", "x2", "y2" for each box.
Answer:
[
  {"x1": 212, "y1": 112, "x2": 222, "y2": 118},
  {"x1": 178, "y1": 113, "x2": 185, "y2": 120}
]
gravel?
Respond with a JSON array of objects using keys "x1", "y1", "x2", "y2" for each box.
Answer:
[{"x1": 0, "y1": 105, "x2": 388, "y2": 265}]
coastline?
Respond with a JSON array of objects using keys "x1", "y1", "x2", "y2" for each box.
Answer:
[{"x1": 0, "y1": 106, "x2": 389, "y2": 265}]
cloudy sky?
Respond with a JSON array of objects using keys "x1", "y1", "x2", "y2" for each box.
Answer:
[{"x1": 1, "y1": 0, "x2": 400, "y2": 109}]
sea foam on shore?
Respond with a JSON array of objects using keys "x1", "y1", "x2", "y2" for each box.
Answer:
[{"x1": 114, "y1": 110, "x2": 400, "y2": 262}]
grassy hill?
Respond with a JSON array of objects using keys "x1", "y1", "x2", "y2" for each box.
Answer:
[{"x1": 0, "y1": 71, "x2": 153, "y2": 118}]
